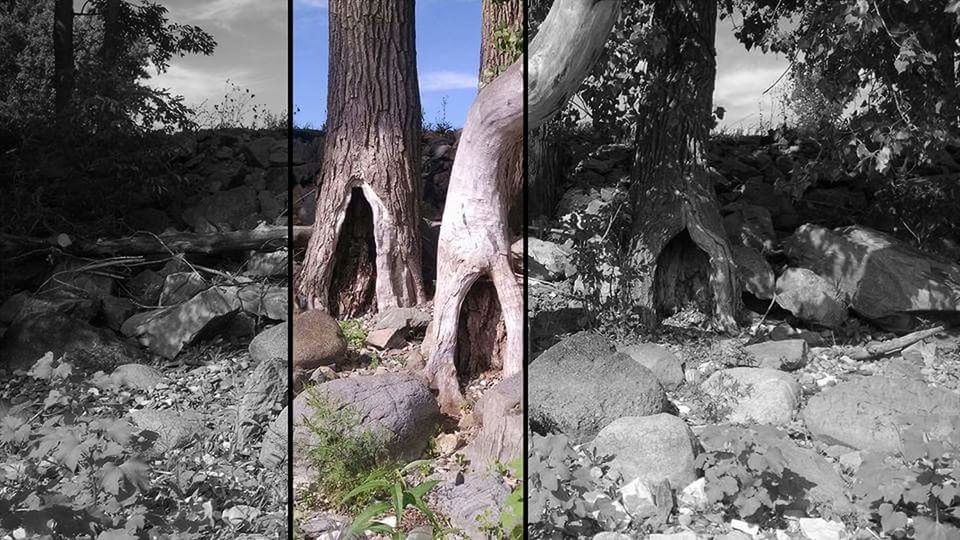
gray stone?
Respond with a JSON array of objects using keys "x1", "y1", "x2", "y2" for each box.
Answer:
[
  {"x1": 365, "y1": 327, "x2": 404, "y2": 350},
  {"x1": 159, "y1": 272, "x2": 206, "y2": 306},
  {"x1": 616, "y1": 342, "x2": 685, "y2": 391},
  {"x1": 111, "y1": 364, "x2": 165, "y2": 390},
  {"x1": 373, "y1": 306, "x2": 432, "y2": 332},
  {"x1": 430, "y1": 472, "x2": 509, "y2": 540},
  {"x1": 244, "y1": 250, "x2": 287, "y2": 277},
  {"x1": 785, "y1": 224, "x2": 960, "y2": 321},
  {"x1": 41, "y1": 262, "x2": 115, "y2": 299},
  {"x1": 524, "y1": 237, "x2": 575, "y2": 281},
  {"x1": 249, "y1": 323, "x2": 287, "y2": 363},
  {"x1": 259, "y1": 406, "x2": 288, "y2": 468},
  {"x1": 0, "y1": 291, "x2": 98, "y2": 325},
  {"x1": 237, "y1": 357, "x2": 285, "y2": 446},
  {"x1": 0, "y1": 313, "x2": 144, "y2": 371},
  {"x1": 743, "y1": 339, "x2": 808, "y2": 371},
  {"x1": 529, "y1": 332, "x2": 669, "y2": 442},
  {"x1": 701, "y1": 367, "x2": 801, "y2": 425},
  {"x1": 724, "y1": 203, "x2": 776, "y2": 252},
  {"x1": 101, "y1": 296, "x2": 137, "y2": 331},
  {"x1": 776, "y1": 267, "x2": 847, "y2": 328},
  {"x1": 591, "y1": 413, "x2": 699, "y2": 490},
  {"x1": 129, "y1": 408, "x2": 203, "y2": 453},
  {"x1": 732, "y1": 245, "x2": 775, "y2": 300},
  {"x1": 293, "y1": 373, "x2": 439, "y2": 480},
  {"x1": 125, "y1": 269, "x2": 164, "y2": 306},
  {"x1": 802, "y1": 376, "x2": 960, "y2": 453}
]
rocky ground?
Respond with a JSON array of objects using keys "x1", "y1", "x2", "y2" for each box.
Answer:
[
  {"x1": 528, "y1": 131, "x2": 960, "y2": 539},
  {"x1": 291, "y1": 130, "x2": 523, "y2": 540},
  {"x1": 0, "y1": 128, "x2": 292, "y2": 538}
]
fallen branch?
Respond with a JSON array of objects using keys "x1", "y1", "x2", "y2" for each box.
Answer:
[
  {"x1": 845, "y1": 325, "x2": 946, "y2": 360},
  {"x1": 2, "y1": 226, "x2": 312, "y2": 256}
]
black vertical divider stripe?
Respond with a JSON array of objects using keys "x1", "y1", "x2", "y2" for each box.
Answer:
[
  {"x1": 286, "y1": 0, "x2": 295, "y2": 536},
  {"x1": 521, "y1": 0, "x2": 530, "y2": 532}
]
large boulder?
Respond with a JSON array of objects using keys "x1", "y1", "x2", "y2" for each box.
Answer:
[
  {"x1": 743, "y1": 339, "x2": 808, "y2": 371},
  {"x1": 464, "y1": 375, "x2": 523, "y2": 468},
  {"x1": 775, "y1": 268, "x2": 847, "y2": 328},
  {"x1": 292, "y1": 373, "x2": 439, "y2": 483},
  {"x1": 698, "y1": 425, "x2": 859, "y2": 516},
  {"x1": 525, "y1": 238, "x2": 575, "y2": 281},
  {"x1": 591, "y1": 414, "x2": 699, "y2": 490},
  {"x1": 430, "y1": 472, "x2": 510, "y2": 540},
  {"x1": 0, "y1": 313, "x2": 144, "y2": 371},
  {"x1": 784, "y1": 224, "x2": 960, "y2": 321},
  {"x1": 529, "y1": 332, "x2": 669, "y2": 442},
  {"x1": 249, "y1": 322, "x2": 287, "y2": 363},
  {"x1": 293, "y1": 310, "x2": 347, "y2": 370},
  {"x1": 801, "y1": 376, "x2": 960, "y2": 453},
  {"x1": 731, "y1": 245, "x2": 775, "y2": 300},
  {"x1": 129, "y1": 408, "x2": 203, "y2": 454},
  {"x1": 616, "y1": 342, "x2": 685, "y2": 391},
  {"x1": 701, "y1": 368, "x2": 801, "y2": 426}
]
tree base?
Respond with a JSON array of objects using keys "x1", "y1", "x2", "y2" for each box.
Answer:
[{"x1": 328, "y1": 188, "x2": 377, "y2": 319}]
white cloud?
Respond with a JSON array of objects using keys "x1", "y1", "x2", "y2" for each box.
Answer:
[
  {"x1": 173, "y1": 0, "x2": 285, "y2": 24},
  {"x1": 420, "y1": 70, "x2": 477, "y2": 92},
  {"x1": 147, "y1": 64, "x2": 254, "y2": 107}
]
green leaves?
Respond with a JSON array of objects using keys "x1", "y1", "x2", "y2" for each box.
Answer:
[{"x1": 342, "y1": 463, "x2": 447, "y2": 540}]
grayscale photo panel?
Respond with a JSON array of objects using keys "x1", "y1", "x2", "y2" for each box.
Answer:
[
  {"x1": 525, "y1": 0, "x2": 960, "y2": 539},
  {"x1": 0, "y1": 0, "x2": 289, "y2": 537}
]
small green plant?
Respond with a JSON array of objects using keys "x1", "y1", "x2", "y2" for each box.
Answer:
[
  {"x1": 339, "y1": 320, "x2": 368, "y2": 349},
  {"x1": 368, "y1": 352, "x2": 380, "y2": 370},
  {"x1": 342, "y1": 460, "x2": 456, "y2": 540},
  {"x1": 477, "y1": 457, "x2": 524, "y2": 539},
  {"x1": 852, "y1": 422, "x2": 960, "y2": 537},
  {"x1": 694, "y1": 429, "x2": 803, "y2": 527},
  {"x1": 302, "y1": 389, "x2": 393, "y2": 508}
]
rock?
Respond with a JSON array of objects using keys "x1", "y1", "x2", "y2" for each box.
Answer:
[
  {"x1": 743, "y1": 339, "x2": 807, "y2": 371},
  {"x1": 101, "y1": 296, "x2": 136, "y2": 331},
  {"x1": 678, "y1": 478, "x2": 708, "y2": 510},
  {"x1": 182, "y1": 186, "x2": 259, "y2": 232},
  {"x1": 298, "y1": 511, "x2": 349, "y2": 540},
  {"x1": 373, "y1": 306, "x2": 431, "y2": 332},
  {"x1": 365, "y1": 327, "x2": 404, "y2": 350},
  {"x1": 775, "y1": 268, "x2": 847, "y2": 328},
  {"x1": 259, "y1": 407, "x2": 288, "y2": 468},
  {"x1": 529, "y1": 332, "x2": 669, "y2": 442},
  {"x1": 293, "y1": 310, "x2": 347, "y2": 370},
  {"x1": 648, "y1": 532, "x2": 701, "y2": 540},
  {"x1": 732, "y1": 245, "x2": 775, "y2": 300},
  {"x1": 798, "y1": 518, "x2": 846, "y2": 540},
  {"x1": 1, "y1": 313, "x2": 144, "y2": 371},
  {"x1": 801, "y1": 376, "x2": 960, "y2": 453},
  {"x1": 616, "y1": 343, "x2": 685, "y2": 390},
  {"x1": 129, "y1": 408, "x2": 203, "y2": 453},
  {"x1": 618, "y1": 477, "x2": 658, "y2": 519},
  {"x1": 435, "y1": 433, "x2": 459, "y2": 455},
  {"x1": 41, "y1": 262, "x2": 115, "y2": 299},
  {"x1": 701, "y1": 368, "x2": 801, "y2": 425},
  {"x1": 0, "y1": 291, "x2": 98, "y2": 324},
  {"x1": 593, "y1": 534, "x2": 632, "y2": 540},
  {"x1": 293, "y1": 373, "x2": 439, "y2": 473},
  {"x1": 159, "y1": 272, "x2": 206, "y2": 306},
  {"x1": 237, "y1": 357, "x2": 285, "y2": 445},
  {"x1": 464, "y1": 375, "x2": 523, "y2": 467},
  {"x1": 723, "y1": 203, "x2": 776, "y2": 252},
  {"x1": 110, "y1": 364, "x2": 165, "y2": 390},
  {"x1": 785, "y1": 224, "x2": 960, "y2": 321},
  {"x1": 698, "y1": 425, "x2": 858, "y2": 516},
  {"x1": 524, "y1": 237, "x2": 575, "y2": 281},
  {"x1": 236, "y1": 284, "x2": 287, "y2": 321},
  {"x1": 121, "y1": 286, "x2": 241, "y2": 359},
  {"x1": 244, "y1": 250, "x2": 287, "y2": 278},
  {"x1": 430, "y1": 472, "x2": 509, "y2": 540},
  {"x1": 591, "y1": 413, "x2": 699, "y2": 489},
  {"x1": 243, "y1": 136, "x2": 276, "y2": 168},
  {"x1": 249, "y1": 323, "x2": 287, "y2": 363}
]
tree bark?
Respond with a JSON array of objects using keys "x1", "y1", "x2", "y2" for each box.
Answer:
[
  {"x1": 296, "y1": 0, "x2": 426, "y2": 316},
  {"x1": 424, "y1": 0, "x2": 620, "y2": 415},
  {"x1": 100, "y1": 0, "x2": 121, "y2": 66},
  {"x1": 53, "y1": 0, "x2": 74, "y2": 118},
  {"x1": 479, "y1": 0, "x2": 522, "y2": 88},
  {"x1": 624, "y1": 0, "x2": 739, "y2": 332}
]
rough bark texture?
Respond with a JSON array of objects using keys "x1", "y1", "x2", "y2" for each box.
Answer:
[
  {"x1": 625, "y1": 0, "x2": 739, "y2": 332},
  {"x1": 328, "y1": 188, "x2": 377, "y2": 318},
  {"x1": 53, "y1": 0, "x2": 73, "y2": 117},
  {"x1": 423, "y1": 0, "x2": 621, "y2": 415},
  {"x1": 479, "y1": 0, "x2": 522, "y2": 88},
  {"x1": 296, "y1": 0, "x2": 425, "y2": 316},
  {"x1": 528, "y1": 123, "x2": 561, "y2": 218},
  {"x1": 100, "y1": 0, "x2": 120, "y2": 65}
]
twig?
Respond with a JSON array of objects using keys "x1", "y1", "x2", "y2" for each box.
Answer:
[{"x1": 845, "y1": 325, "x2": 946, "y2": 361}]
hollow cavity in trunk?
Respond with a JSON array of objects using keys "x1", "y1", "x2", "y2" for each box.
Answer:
[{"x1": 329, "y1": 187, "x2": 377, "y2": 318}]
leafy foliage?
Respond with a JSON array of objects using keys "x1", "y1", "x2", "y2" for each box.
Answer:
[
  {"x1": 302, "y1": 389, "x2": 395, "y2": 510},
  {"x1": 694, "y1": 428, "x2": 804, "y2": 527},
  {"x1": 477, "y1": 457, "x2": 524, "y2": 539},
  {"x1": 527, "y1": 432, "x2": 624, "y2": 538},
  {"x1": 338, "y1": 320, "x2": 368, "y2": 350},
  {"x1": 342, "y1": 460, "x2": 454, "y2": 540},
  {"x1": 852, "y1": 422, "x2": 960, "y2": 537}
]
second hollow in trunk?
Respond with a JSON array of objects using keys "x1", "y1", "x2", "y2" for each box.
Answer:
[
  {"x1": 296, "y1": 0, "x2": 426, "y2": 314},
  {"x1": 624, "y1": 0, "x2": 739, "y2": 332}
]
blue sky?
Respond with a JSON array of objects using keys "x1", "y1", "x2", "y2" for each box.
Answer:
[{"x1": 294, "y1": 0, "x2": 482, "y2": 129}]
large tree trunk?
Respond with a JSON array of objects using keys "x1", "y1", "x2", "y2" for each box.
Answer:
[
  {"x1": 53, "y1": 0, "x2": 73, "y2": 118},
  {"x1": 624, "y1": 0, "x2": 739, "y2": 332},
  {"x1": 100, "y1": 0, "x2": 121, "y2": 66},
  {"x1": 527, "y1": 123, "x2": 561, "y2": 218},
  {"x1": 479, "y1": 0, "x2": 522, "y2": 88},
  {"x1": 424, "y1": 0, "x2": 620, "y2": 415},
  {"x1": 296, "y1": 0, "x2": 426, "y2": 316}
]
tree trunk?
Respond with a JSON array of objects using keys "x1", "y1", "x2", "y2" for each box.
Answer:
[
  {"x1": 527, "y1": 123, "x2": 561, "y2": 218},
  {"x1": 296, "y1": 0, "x2": 426, "y2": 317},
  {"x1": 624, "y1": 0, "x2": 739, "y2": 332},
  {"x1": 53, "y1": 0, "x2": 73, "y2": 118},
  {"x1": 101, "y1": 0, "x2": 121, "y2": 66},
  {"x1": 424, "y1": 0, "x2": 620, "y2": 415},
  {"x1": 479, "y1": 0, "x2": 522, "y2": 88}
]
